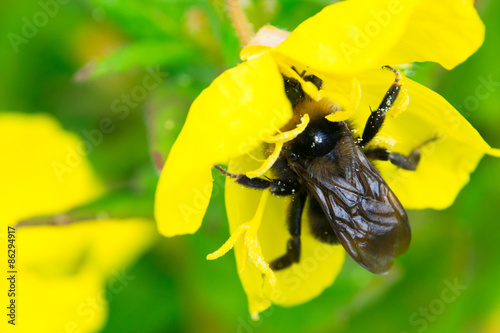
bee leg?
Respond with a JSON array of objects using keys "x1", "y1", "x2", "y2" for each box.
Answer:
[
  {"x1": 284, "y1": 74, "x2": 323, "y2": 106},
  {"x1": 365, "y1": 148, "x2": 419, "y2": 171},
  {"x1": 290, "y1": 66, "x2": 323, "y2": 90},
  {"x1": 303, "y1": 74, "x2": 323, "y2": 90},
  {"x1": 284, "y1": 76, "x2": 305, "y2": 106},
  {"x1": 359, "y1": 67, "x2": 402, "y2": 147},
  {"x1": 216, "y1": 165, "x2": 306, "y2": 270},
  {"x1": 270, "y1": 191, "x2": 308, "y2": 270},
  {"x1": 365, "y1": 137, "x2": 437, "y2": 171},
  {"x1": 215, "y1": 165, "x2": 302, "y2": 195}
]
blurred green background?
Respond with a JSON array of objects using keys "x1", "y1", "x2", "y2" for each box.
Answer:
[{"x1": 1, "y1": 0, "x2": 499, "y2": 332}]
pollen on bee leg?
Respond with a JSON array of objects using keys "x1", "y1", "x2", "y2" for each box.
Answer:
[
  {"x1": 388, "y1": 84, "x2": 410, "y2": 118},
  {"x1": 384, "y1": 66, "x2": 409, "y2": 118},
  {"x1": 245, "y1": 114, "x2": 310, "y2": 178}
]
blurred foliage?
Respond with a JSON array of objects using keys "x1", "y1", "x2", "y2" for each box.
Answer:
[{"x1": 1, "y1": 0, "x2": 499, "y2": 332}]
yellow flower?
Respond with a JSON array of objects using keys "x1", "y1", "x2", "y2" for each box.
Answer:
[
  {"x1": 155, "y1": 0, "x2": 499, "y2": 318},
  {"x1": 0, "y1": 113, "x2": 157, "y2": 333}
]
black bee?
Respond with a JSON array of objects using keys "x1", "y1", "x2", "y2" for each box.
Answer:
[{"x1": 216, "y1": 67, "x2": 428, "y2": 274}]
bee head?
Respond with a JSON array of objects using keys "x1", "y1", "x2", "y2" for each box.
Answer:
[{"x1": 289, "y1": 118, "x2": 344, "y2": 160}]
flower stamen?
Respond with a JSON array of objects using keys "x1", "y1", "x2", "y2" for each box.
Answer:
[
  {"x1": 265, "y1": 114, "x2": 310, "y2": 143},
  {"x1": 245, "y1": 114, "x2": 310, "y2": 178},
  {"x1": 206, "y1": 191, "x2": 276, "y2": 288},
  {"x1": 246, "y1": 142, "x2": 283, "y2": 178},
  {"x1": 246, "y1": 151, "x2": 266, "y2": 162},
  {"x1": 325, "y1": 77, "x2": 361, "y2": 122}
]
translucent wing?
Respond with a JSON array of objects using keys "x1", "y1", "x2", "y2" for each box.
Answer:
[{"x1": 292, "y1": 146, "x2": 410, "y2": 274}]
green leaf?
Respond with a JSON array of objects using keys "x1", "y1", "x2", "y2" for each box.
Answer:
[
  {"x1": 76, "y1": 41, "x2": 196, "y2": 80},
  {"x1": 144, "y1": 84, "x2": 190, "y2": 172}
]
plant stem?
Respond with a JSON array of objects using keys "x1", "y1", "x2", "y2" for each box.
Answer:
[{"x1": 225, "y1": 0, "x2": 254, "y2": 45}]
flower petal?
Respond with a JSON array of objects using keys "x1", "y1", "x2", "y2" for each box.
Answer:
[
  {"x1": 226, "y1": 154, "x2": 344, "y2": 317},
  {"x1": 19, "y1": 265, "x2": 105, "y2": 333},
  {"x1": 274, "y1": 0, "x2": 483, "y2": 74},
  {"x1": 17, "y1": 218, "x2": 156, "y2": 333},
  {"x1": 328, "y1": 69, "x2": 493, "y2": 209},
  {"x1": 274, "y1": 0, "x2": 417, "y2": 74},
  {"x1": 155, "y1": 53, "x2": 293, "y2": 237},
  {"x1": 383, "y1": 0, "x2": 485, "y2": 70},
  {"x1": 0, "y1": 112, "x2": 155, "y2": 332},
  {"x1": 259, "y1": 197, "x2": 345, "y2": 308},
  {"x1": 0, "y1": 112, "x2": 104, "y2": 225},
  {"x1": 19, "y1": 218, "x2": 156, "y2": 278}
]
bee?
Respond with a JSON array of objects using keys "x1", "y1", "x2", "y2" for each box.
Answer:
[{"x1": 216, "y1": 67, "x2": 429, "y2": 274}]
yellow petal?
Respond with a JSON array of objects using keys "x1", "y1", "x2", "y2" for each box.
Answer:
[
  {"x1": 80, "y1": 218, "x2": 157, "y2": 276},
  {"x1": 13, "y1": 218, "x2": 155, "y2": 333},
  {"x1": 226, "y1": 153, "x2": 344, "y2": 317},
  {"x1": 383, "y1": 0, "x2": 485, "y2": 70},
  {"x1": 0, "y1": 112, "x2": 104, "y2": 225},
  {"x1": 18, "y1": 219, "x2": 156, "y2": 276},
  {"x1": 155, "y1": 52, "x2": 292, "y2": 237},
  {"x1": 274, "y1": 0, "x2": 418, "y2": 74},
  {"x1": 274, "y1": 0, "x2": 483, "y2": 74},
  {"x1": 334, "y1": 69, "x2": 493, "y2": 209},
  {"x1": 0, "y1": 113, "x2": 155, "y2": 332},
  {"x1": 15, "y1": 266, "x2": 105, "y2": 333},
  {"x1": 259, "y1": 197, "x2": 345, "y2": 308}
]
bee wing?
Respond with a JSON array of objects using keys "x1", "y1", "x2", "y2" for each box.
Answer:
[{"x1": 293, "y1": 148, "x2": 410, "y2": 274}]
